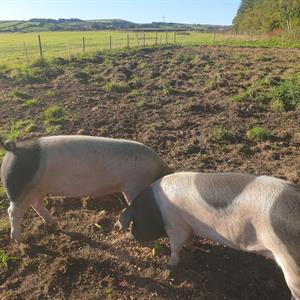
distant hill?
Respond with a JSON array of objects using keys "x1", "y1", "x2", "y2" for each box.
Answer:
[
  {"x1": 0, "y1": 18, "x2": 230, "y2": 32},
  {"x1": 233, "y1": 0, "x2": 300, "y2": 33}
]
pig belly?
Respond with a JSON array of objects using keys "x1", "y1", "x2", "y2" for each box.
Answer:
[{"x1": 35, "y1": 160, "x2": 124, "y2": 197}]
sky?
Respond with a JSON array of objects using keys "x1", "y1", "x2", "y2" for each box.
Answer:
[{"x1": 0, "y1": 0, "x2": 241, "y2": 25}]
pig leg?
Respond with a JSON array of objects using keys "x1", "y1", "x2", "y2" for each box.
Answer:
[
  {"x1": 273, "y1": 252, "x2": 300, "y2": 300},
  {"x1": 8, "y1": 201, "x2": 28, "y2": 243},
  {"x1": 167, "y1": 226, "x2": 191, "y2": 267},
  {"x1": 30, "y1": 199, "x2": 57, "y2": 227}
]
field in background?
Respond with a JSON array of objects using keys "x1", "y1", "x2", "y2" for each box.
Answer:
[{"x1": 1, "y1": 30, "x2": 300, "y2": 66}]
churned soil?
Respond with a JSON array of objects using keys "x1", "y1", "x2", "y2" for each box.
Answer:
[{"x1": 0, "y1": 45, "x2": 299, "y2": 299}]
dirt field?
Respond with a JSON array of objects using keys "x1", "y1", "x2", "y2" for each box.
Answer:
[{"x1": 0, "y1": 45, "x2": 299, "y2": 299}]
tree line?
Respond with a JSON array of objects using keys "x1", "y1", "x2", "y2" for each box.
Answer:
[{"x1": 233, "y1": 0, "x2": 300, "y2": 33}]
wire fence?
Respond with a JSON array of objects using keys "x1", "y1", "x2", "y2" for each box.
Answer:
[{"x1": 1, "y1": 30, "x2": 300, "y2": 66}]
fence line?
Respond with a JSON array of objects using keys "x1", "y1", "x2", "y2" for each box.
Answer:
[{"x1": 10, "y1": 30, "x2": 300, "y2": 65}]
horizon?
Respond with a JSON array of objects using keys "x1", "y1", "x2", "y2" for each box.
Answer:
[{"x1": 0, "y1": 0, "x2": 241, "y2": 26}]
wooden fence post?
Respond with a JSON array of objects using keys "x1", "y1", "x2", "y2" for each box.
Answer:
[
  {"x1": 67, "y1": 42, "x2": 71, "y2": 59},
  {"x1": 38, "y1": 35, "x2": 43, "y2": 58},
  {"x1": 165, "y1": 32, "x2": 168, "y2": 44},
  {"x1": 127, "y1": 33, "x2": 129, "y2": 48},
  {"x1": 23, "y1": 42, "x2": 29, "y2": 65},
  {"x1": 155, "y1": 32, "x2": 158, "y2": 45},
  {"x1": 143, "y1": 32, "x2": 146, "y2": 47},
  {"x1": 212, "y1": 30, "x2": 216, "y2": 42},
  {"x1": 174, "y1": 31, "x2": 177, "y2": 44},
  {"x1": 109, "y1": 35, "x2": 112, "y2": 51},
  {"x1": 82, "y1": 37, "x2": 85, "y2": 53}
]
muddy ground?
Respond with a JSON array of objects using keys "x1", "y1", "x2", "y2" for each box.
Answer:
[{"x1": 0, "y1": 45, "x2": 299, "y2": 299}]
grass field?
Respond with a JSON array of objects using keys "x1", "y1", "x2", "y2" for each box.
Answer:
[{"x1": 1, "y1": 30, "x2": 300, "y2": 67}]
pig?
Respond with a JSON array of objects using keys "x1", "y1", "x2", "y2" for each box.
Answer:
[
  {"x1": 116, "y1": 172, "x2": 300, "y2": 300},
  {"x1": 0, "y1": 135, "x2": 171, "y2": 243}
]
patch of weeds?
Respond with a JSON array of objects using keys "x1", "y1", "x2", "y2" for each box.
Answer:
[
  {"x1": 268, "y1": 75, "x2": 300, "y2": 111},
  {"x1": 292, "y1": 130, "x2": 300, "y2": 143},
  {"x1": 23, "y1": 98, "x2": 38, "y2": 107},
  {"x1": 175, "y1": 52, "x2": 195, "y2": 63},
  {"x1": 232, "y1": 88, "x2": 269, "y2": 104},
  {"x1": 257, "y1": 55, "x2": 273, "y2": 62},
  {"x1": 139, "y1": 61, "x2": 148, "y2": 69},
  {"x1": 11, "y1": 90, "x2": 32, "y2": 100},
  {"x1": 0, "y1": 218, "x2": 10, "y2": 232},
  {"x1": 0, "y1": 184, "x2": 6, "y2": 202},
  {"x1": 162, "y1": 85, "x2": 178, "y2": 95},
  {"x1": 136, "y1": 100, "x2": 145, "y2": 108},
  {"x1": 44, "y1": 106, "x2": 67, "y2": 124},
  {"x1": 130, "y1": 76, "x2": 143, "y2": 89},
  {"x1": 45, "y1": 125, "x2": 62, "y2": 134},
  {"x1": 128, "y1": 89, "x2": 141, "y2": 98},
  {"x1": 0, "y1": 149, "x2": 5, "y2": 161},
  {"x1": 238, "y1": 54, "x2": 250, "y2": 66},
  {"x1": 104, "y1": 81, "x2": 131, "y2": 93},
  {"x1": 9, "y1": 60, "x2": 64, "y2": 84},
  {"x1": 4, "y1": 120, "x2": 35, "y2": 140},
  {"x1": 47, "y1": 90, "x2": 58, "y2": 97},
  {"x1": 211, "y1": 127, "x2": 235, "y2": 143},
  {"x1": 103, "y1": 56, "x2": 114, "y2": 66},
  {"x1": 0, "y1": 249, "x2": 16, "y2": 269},
  {"x1": 104, "y1": 287, "x2": 112, "y2": 295},
  {"x1": 246, "y1": 127, "x2": 269, "y2": 143},
  {"x1": 207, "y1": 74, "x2": 228, "y2": 89},
  {"x1": 143, "y1": 123, "x2": 156, "y2": 130}
]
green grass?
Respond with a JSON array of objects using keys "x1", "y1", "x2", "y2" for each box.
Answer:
[
  {"x1": 1, "y1": 31, "x2": 300, "y2": 67},
  {"x1": 269, "y1": 75, "x2": 300, "y2": 111},
  {"x1": 43, "y1": 105, "x2": 67, "y2": 124},
  {"x1": 211, "y1": 127, "x2": 235, "y2": 142},
  {"x1": 8, "y1": 61, "x2": 64, "y2": 83},
  {"x1": 23, "y1": 98, "x2": 38, "y2": 107},
  {"x1": 246, "y1": 127, "x2": 269, "y2": 142},
  {"x1": 0, "y1": 249, "x2": 16, "y2": 269},
  {"x1": 44, "y1": 125, "x2": 62, "y2": 134},
  {"x1": 104, "y1": 81, "x2": 131, "y2": 93},
  {"x1": 136, "y1": 100, "x2": 145, "y2": 108},
  {"x1": 233, "y1": 73, "x2": 300, "y2": 112},
  {"x1": 0, "y1": 149, "x2": 6, "y2": 161},
  {"x1": 3, "y1": 120, "x2": 35, "y2": 140}
]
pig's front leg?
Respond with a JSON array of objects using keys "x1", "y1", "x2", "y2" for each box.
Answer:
[{"x1": 167, "y1": 226, "x2": 191, "y2": 267}]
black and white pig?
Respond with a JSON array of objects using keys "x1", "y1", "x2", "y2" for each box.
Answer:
[
  {"x1": 116, "y1": 172, "x2": 300, "y2": 300},
  {"x1": 0, "y1": 135, "x2": 171, "y2": 243}
]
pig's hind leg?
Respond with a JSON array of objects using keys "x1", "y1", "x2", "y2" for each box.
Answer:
[
  {"x1": 8, "y1": 200, "x2": 28, "y2": 243},
  {"x1": 30, "y1": 198, "x2": 57, "y2": 227}
]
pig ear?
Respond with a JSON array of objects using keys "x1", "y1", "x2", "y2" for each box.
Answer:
[{"x1": 117, "y1": 207, "x2": 134, "y2": 230}]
